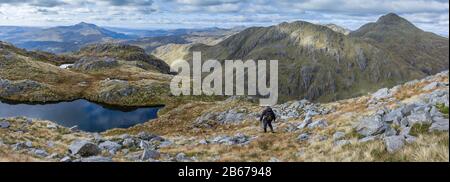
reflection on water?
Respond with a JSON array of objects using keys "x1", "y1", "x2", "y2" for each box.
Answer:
[{"x1": 0, "y1": 99, "x2": 161, "y2": 132}]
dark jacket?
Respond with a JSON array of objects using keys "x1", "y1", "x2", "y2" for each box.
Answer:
[{"x1": 260, "y1": 107, "x2": 276, "y2": 122}]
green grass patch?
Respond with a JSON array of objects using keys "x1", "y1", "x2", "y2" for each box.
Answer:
[
  {"x1": 436, "y1": 104, "x2": 449, "y2": 118},
  {"x1": 410, "y1": 123, "x2": 432, "y2": 137}
]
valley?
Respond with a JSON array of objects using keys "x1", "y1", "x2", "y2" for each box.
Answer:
[{"x1": 0, "y1": 13, "x2": 449, "y2": 162}]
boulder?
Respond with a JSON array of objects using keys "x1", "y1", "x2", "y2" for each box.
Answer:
[
  {"x1": 355, "y1": 115, "x2": 387, "y2": 137},
  {"x1": 372, "y1": 88, "x2": 390, "y2": 100},
  {"x1": 400, "y1": 104, "x2": 417, "y2": 116},
  {"x1": 407, "y1": 111, "x2": 432, "y2": 125},
  {"x1": 399, "y1": 127, "x2": 411, "y2": 136},
  {"x1": 0, "y1": 121, "x2": 10, "y2": 128},
  {"x1": 122, "y1": 138, "x2": 135, "y2": 148},
  {"x1": 358, "y1": 136, "x2": 376, "y2": 143},
  {"x1": 384, "y1": 136, "x2": 405, "y2": 153},
  {"x1": 297, "y1": 117, "x2": 312, "y2": 129},
  {"x1": 403, "y1": 135, "x2": 417, "y2": 144},
  {"x1": 60, "y1": 156, "x2": 72, "y2": 162},
  {"x1": 32, "y1": 149, "x2": 49, "y2": 158},
  {"x1": 334, "y1": 140, "x2": 351, "y2": 147},
  {"x1": 73, "y1": 57, "x2": 119, "y2": 71},
  {"x1": 297, "y1": 133, "x2": 310, "y2": 141},
  {"x1": 308, "y1": 119, "x2": 328, "y2": 129},
  {"x1": 198, "y1": 139, "x2": 208, "y2": 145},
  {"x1": 333, "y1": 131, "x2": 346, "y2": 141},
  {"x1": 429, "y1": 117, "x2": 449, "y2": 132},
  {"x1": 176, "y1": 153, "x2": 188, "y2": 162},
  {"x1": 99, "y1": 141, "x2": 122, "y2": 154},
  {"x1": 12, "y1": 142, "x2": 31, "y2": 151},
  {"x1": 383, "y1": 108, "x2": 403, "y2": 124},
  {"x1": 141, "y1": 149, "x2": 160, "y2": 161},
  {"x1": 68, "y1": 140, "x2": 101, "y2": 157}
]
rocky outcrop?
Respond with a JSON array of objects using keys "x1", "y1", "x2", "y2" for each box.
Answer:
[
  {"x1": 68, "y1": 140, "x2": 101, "y2": 157},
  {"x1": 73, "y1": 57, "x2": 119, "y2": 71},
  {"x1": 0, "y1": 78, "x2": 46, "y2": 97}
]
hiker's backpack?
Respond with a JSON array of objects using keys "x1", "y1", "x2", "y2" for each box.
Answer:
[{"x1": 265, "y1": 110, "x2": 275, "y2": 121}]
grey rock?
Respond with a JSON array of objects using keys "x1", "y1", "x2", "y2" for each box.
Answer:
[
  {"x1": 268, "y1": 157, "x2": 281, "y2": 162},
  {"x1": 159, "y1": 140, "x2": 172, "y2": 148},
  {"x1": 358, "y1": 136, "x2": 376, "y2": 143},
  {"x1": 355, "y1": 115, "x2": 387, "y2": 137},
  {"x1": 400, "y1": 117, "x2": 410, "y2": 127},
  {"x1": 68, "y1": 140, "x2": 101, "y2": 157},
  {"x1": 69, "y1": 125, "x2": 79, "y2": 132},
  {"x1": 399, "y1": 127, "x2": 411, "y2": 136},
  {"x1": 333, "y1": 132, "x2": 346, "y2": 141},
  {"x1": 12, "y1": 142, "x2": 31, "y2": 150},
  {"x1": 25, "y1": 141, "x2": 33, "y2": 148},
  {"x1": 137, "y1": 132, "x2": 157, "y2": 141},
  {"x1": 73, "y1": 57, "x2": 119, "y2": 71},
  {"x1": 384, "y1": 136, "x2": 405, "y2": 153},
  {"x1": 119, "y1": 134, "x2": 132, "y2": 140},
  {"x1": 121, "y1": 149, "x2": 129, "y2": 155},
  {"x1": 176, "y1": 153, "x2": 187, "y2": 162},
  {"x1": 422, "y1": 82, "x2": 440, "y2": 91},
  {"x1": 284, "y1": 123, "x2": 298, "y2": 132},
  {"x1": 122, "y1": 138, "x2": 135, "y2": 148},
  {"x1": 92, "y1": 133, "x2": 105, "y2": 143},
  {"x1": 308, "y1": 119, "x2": 328, "y2": 129},
  {"x1": 141, "y1": 149, "x2": 160, "y2": 161},
  {"x1": 139, "y1": 140, "x2": 150, "y2": 150},
  {"x1": 0, "y1": 121, "x2": 10, "y2": 128},
  {"x1": 47, "y1": 141, "x2": 55, "y2": 148},
  {"x1": 334, "y1": 140, "x2": 351, "y2": 147},
  {"x1": 407, "y1": 111, "x2": 432, "y2": 125},
  {"x1": 400, "y1": 104, "x2": 417, "y2": 116},
  {"x1": 430, "y1": 107, "x2": 444, "y2": 118},
  {"x1": 149, "y1": 136, "x2": 165, "y2": 142},
  {"x1": 383, "y1": 108, "x2": 403, "y2": 124},
  {"x1": 99, "y1": 141, "x2": 122, "y2": 154},
  {"x1": 32, "y1": 149, "x2": 49, "y2": 158},
  {"x1": 46, "y1": 153, "x2": 59, "y2": 159},
  {"x1": 60, "y1": 156, "x2": 72, "y2": 162},
  {"x1": 81, "y1": 156, "x2": 113, "y2": 162},
  {"x1": 297, "y1": 117, "x2": 312, "y2": 129},
  {"x1": 46, "y1": 123, "x2": 58, "y2": 129},
  {"x1": 297, "y1": 133, "x2": 310, "y2": 141},
  {"x1": 0, "y1": 79, "x2": 44, "y2": 97},
  {"x1": 429, "y1": 117, "x2": 449, "y2": 132},
  {"x1": 404, "y1": 135, "x2": 417, "y2": 144},
  {"x1": 199, "y1": 139, "x2": 208, "y2": 145},
  {"x1": 383, "y1": 125, "x2": 397, "y2": 137},
  {"x1": 372, "y1": 88, "x2": 390, "y2": 100}
]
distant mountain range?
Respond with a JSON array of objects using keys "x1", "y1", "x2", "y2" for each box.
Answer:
[
  {"x1": 0, "y1": 23, "x2": 241, "y2": 54},
  {"x1": 187, "y1": 13, "x2": 449, "y2": 102}
]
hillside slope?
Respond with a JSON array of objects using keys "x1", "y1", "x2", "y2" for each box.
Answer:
[
  {"x1": 350, "y1": 13, "x2": 449, "y2": 75},
  {"x1": 188, "y1": 14, "x2": 437, "y2": 102}
]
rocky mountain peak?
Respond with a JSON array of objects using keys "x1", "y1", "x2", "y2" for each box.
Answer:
[
  {"x1": 74, "y1": 22, "x2": 98, "y2": 28},
  {"x1": 376, "y1": 12, "x2": 417, "y2": 28}
]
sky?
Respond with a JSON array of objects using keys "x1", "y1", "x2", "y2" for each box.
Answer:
[{"x1": 0, "y1": 0, "x2": 448, "y2": 36}]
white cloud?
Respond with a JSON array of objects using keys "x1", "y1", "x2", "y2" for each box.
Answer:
[{"x1": 0, "y1": 0, "x2": 447, "y2": 35}]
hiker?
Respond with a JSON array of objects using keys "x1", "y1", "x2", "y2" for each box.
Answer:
[{"x1": 260, "y1": 106, "x2": 276, "y2": 133}]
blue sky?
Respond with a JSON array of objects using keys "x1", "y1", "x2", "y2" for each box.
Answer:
[{"x1": 0, "y1": 0, "x2": 448, "y2": 36}]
